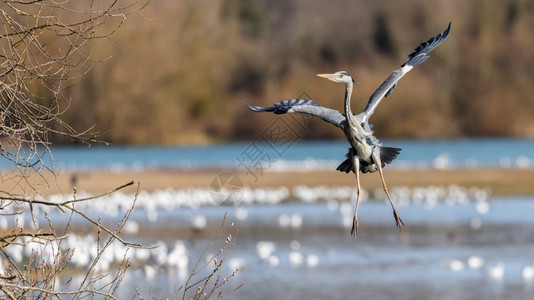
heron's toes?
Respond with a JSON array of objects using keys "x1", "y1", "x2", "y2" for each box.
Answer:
[
  {"x1": 393, "y1": 210, "x2": 405, "y2": 230},
  {"x1": 351, "y1": 216, "x2": 359, "y2": 238}
]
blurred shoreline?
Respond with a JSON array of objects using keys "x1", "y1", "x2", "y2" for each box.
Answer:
[{"x1": 11, "y1": 168, "x2": 534, "y2": 197}]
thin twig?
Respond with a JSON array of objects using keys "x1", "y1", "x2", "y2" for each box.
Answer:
[{"x1": 0, "y1": 282, "x2": 119, "y2": 299}]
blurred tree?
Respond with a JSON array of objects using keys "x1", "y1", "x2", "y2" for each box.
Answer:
[
  {"x1": 222, "y1": 0, "x2": 265, "y2": 38},
  {"x1": 505, "y1": 0, "x2": 519, "y2": 31},
  {"x1": 373, "y1": 11, "x2": 396, "y2": 55},
  {"x1": 52, "y1": 0, "x2": 534, "y2": 143}
]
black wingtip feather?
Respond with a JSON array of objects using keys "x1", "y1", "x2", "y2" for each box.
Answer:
[
  {"x1": 242, "y1": 101, "x2": 271, "y2": 112},
  {"x1": 402, "y1": 22, "x2": 451, "y2": 67},
  {"x1": 242, "y1": 99, "x2": 319, "y2": 114}
]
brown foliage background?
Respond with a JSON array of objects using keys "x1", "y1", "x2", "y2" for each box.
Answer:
[{"x1": 59, "y1": 0, "x2": 534, "y2": 144}]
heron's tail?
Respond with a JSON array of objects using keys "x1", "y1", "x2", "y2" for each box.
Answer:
[
  {"x1": 380, "y1": 146, "x2": 402, "y2": 165},
  {"x1": 337, "y1": 147, "x2": 356, "y2": 173},
  {"x1": 336, "y1": 158, "x2": 354, "y2": 173},
  {"x1": 336, "y1": 146, "x2": 402, "y2": 174}
]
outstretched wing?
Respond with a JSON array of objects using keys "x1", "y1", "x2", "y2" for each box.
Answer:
[
  {"x1": 242, "y1": 99, "x2": 346, "y2": 129},
  {"x1": 358, "y1": 22, "x2": 451, "y2": 124}
]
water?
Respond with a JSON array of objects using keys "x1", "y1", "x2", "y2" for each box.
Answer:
[
  {"x1": 6, "y1": 138, "x2": 534, "y2": 171},
  {"x1": 5, "y1": 138, "x2": 534, "y2": 299},
  {"x1": 18, "y1": 193, "x2": 534, "y2": 299},
  {"x1": 110, "y1": 198, "x2": 534, "y2": 299}
]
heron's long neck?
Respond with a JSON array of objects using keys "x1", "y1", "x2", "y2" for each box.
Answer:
[{"x1": 344, "y1": 81, "x2": 357, "y2": 126}]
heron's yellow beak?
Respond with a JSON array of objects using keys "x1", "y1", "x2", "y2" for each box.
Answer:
[{"x1": 316, "y1": 73, "x2": 336, "y2": 79}]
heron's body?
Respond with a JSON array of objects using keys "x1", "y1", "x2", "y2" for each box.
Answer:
[
  {"x1": 345, "y1": 126, "x2": 371, "y2": 163},
  {"x1": 243, "y1": 23, "x2": 451, "y2": 236},
  {"x1": 341, "y1": 84, "x2": 375, "y2": 172}
]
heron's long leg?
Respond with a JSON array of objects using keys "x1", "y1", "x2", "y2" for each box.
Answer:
[
  {"x1": 372, "y1": 152, "x2": 405, "y2": 230},
  {"x1": 351, "y1": 156, "x2": 361, "y2": 237}
]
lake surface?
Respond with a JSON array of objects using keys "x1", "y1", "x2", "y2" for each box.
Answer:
[
  {"x1": 5, "y1": 138, "x2": 534, "y2": 299},
  {"x1": 16, "y1": 190, "x2": 534, "y2": 299},
  {"x1": 107, "y1": 197, "x2": 534, "y2": 299},
  {"x1": 7, "y1": 138, "x2": 534, "y2": 171}
]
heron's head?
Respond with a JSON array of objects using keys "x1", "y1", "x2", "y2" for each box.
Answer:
[{"x1": 317, "y1": 71, "x2": 358, "y2": 84}]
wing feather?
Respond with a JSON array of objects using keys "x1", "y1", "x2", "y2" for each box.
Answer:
[
  {"x1": 359, "y1": 22, "x2": 451, "y2": 123},
  {"x1": 242, "y1": 99, "x2": 346, "y2": 129}
]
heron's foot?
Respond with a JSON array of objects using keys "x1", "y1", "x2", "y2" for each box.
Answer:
[
  {"x1": 393, "y1": 209, "x2": 405, "y2": 231},
  {"x1": 351, "y1": 215, "x2": 359, "y2": 238}
]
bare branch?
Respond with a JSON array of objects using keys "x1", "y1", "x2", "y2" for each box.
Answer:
[
  {"x1": 182, "y1": 214, "x2": 241, "y2": 300},
  {"x1": 0, "y1": 1, "x2": 153, "y2": 298},
  {"x1": 0, "y1": 282, "x2": 120, "y2": 299},
  {"x1": 0, "y1": 0, "x2": 150, "y2": 181}
]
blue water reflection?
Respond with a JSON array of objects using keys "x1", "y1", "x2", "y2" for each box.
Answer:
[{"x1": 5, "y1": 138, "x2": 534, "y2": 171}]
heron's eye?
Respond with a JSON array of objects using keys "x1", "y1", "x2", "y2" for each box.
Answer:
[{"x1": 339, "y1": 74, "x2": 344, "y2": 78}]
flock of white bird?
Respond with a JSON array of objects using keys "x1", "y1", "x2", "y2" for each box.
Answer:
[
  {"x1": 0, "y1": 183, "x2": 493, "y2": 236},
  {"x1": 0, "y1": 230, "x2": 324, "y2": 279},
  {"x1": 3, "y1": 183, "x2": 534, "y2": 285},
  {"x1": 1, "y1": 233, "x2": 190, "y2": 278},
  {"x1": 4, "y1": 232, "x2": 533, "y2": 284},
  {"x1": 7, "y1": 183, "x2": 492, "y2": 217},
  {"x1": 442, "y1": 256, "x2": 534, "y2": 283}
]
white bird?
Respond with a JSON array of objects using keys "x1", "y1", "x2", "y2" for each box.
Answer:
[
  {"x1": 290, "y1": 214, "x2": 303, "y2": 229},
  {"x1": 167, "y1": 241, "x2": 188, "y2": 271},
  {"x1": 306, "y1": 254, "x2": 320, "y2": 267},
  {"x1": 267, "y1": 255, "x2": 280, "y2": 268},
  {"x1": 151, "y1": 240, "x2": 168, "y2": 266},
  {"x1": 278, "y1": 214, "x2": 291, "y2": 228},
  {"x1": 467, "y1": 256, "x2": 485, "y2": 269},
  {"x1": 522, "y1": 264, "x2": 534, "y2": 281},
  {"x1": 486, "y1": 262, "x2": 505, "y2": 280},
  {"x1": 191, "y1": 215, "x2": 207, "y2": 230},
  {"x1": 289, "y1": 251, "x2": 304, "y2": 266},
  {"x1": 227, "y1": 257, "x2": 247, "y2": 271},
  {"x1": 256, "y1": 241, "x2": 276, "y2": 260},
  {"x1": 442, "y1": 259, "x2": 465, "y2": 272},
  {"x1": 143, "y1": 264, "x2": 157, "y2": 280}
]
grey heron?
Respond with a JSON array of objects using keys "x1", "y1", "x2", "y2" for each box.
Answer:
[{"x1": 243, "y1": 23, "x2": 450, "y2": 236}]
